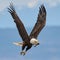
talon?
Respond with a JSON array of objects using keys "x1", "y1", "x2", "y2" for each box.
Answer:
[{"x1": 20, "y1": 51, "x2": 26, "y2": 56}]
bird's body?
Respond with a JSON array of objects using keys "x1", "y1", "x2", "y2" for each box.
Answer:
[{"x1": 8, "y1": 3, "x2": 46, "y2": 55}]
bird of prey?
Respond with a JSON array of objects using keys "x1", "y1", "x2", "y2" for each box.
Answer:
[{"x1": 8, "y1": 3, "x2": 46, "y2": 55}]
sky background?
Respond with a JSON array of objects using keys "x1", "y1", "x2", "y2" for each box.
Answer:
[
  {"x1": 0, "y1": 0, "x2": 60, "y2": 60},
  {"x1": 0, "y1": 0, "x2": 60, "y2": 28}
]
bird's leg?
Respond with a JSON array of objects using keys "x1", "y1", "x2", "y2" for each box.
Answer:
[
  {"x1": 20, "y1": 46, "x2": 31, "y2": 56},
  {"x1": 20, "y1": 51, "x2": 26, "y2": 56},
  {"x1": 20, "y1": 45, "x2": 26, "y2": 55}
]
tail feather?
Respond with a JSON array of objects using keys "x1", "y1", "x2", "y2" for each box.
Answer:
[{"x1": 13, "y1": 42, "x2": 23, "y2": 46}]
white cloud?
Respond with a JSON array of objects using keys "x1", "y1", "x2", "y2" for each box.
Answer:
[
  {"x1": 0, "y1": 0, "x2": 38, "y2": 12},
  {"x1": 27, "y1": 0, "x2": 38, "y2": 8},
  {"x1": 0, "y1": 0, "x2": 9, "y2": 11},
  {"x1": 0, "y1": 0, "x2": 60, "y2": 11},
  {"x1": 40, "y1": 0, "x2": 60, "y2": 7}
]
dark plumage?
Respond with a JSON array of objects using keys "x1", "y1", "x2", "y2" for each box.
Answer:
[{"x1": 8, "y1": 3, "x2": 46, "y2": 55}]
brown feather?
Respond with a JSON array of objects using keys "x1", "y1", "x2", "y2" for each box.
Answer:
[
  {"x1": 8, "y1": 4, "x2": 29, "y2": 42},
  {"x1": 29, "y1": 5, "x2": 46, "y2": 38}
]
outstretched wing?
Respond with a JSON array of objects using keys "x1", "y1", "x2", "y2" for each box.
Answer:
[
  {"x1": 8, "y1": 3, "x2": 29, "y2": 41},
  {"x1": 29, "y1": 5, "x2": 46, "y2": 39}
]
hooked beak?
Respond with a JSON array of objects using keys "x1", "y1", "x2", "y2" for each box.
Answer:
[
  {"x1": 34, "y1": 43, "x2": 40, "y2": 47},
  {"x1": 37, "y1": 43, "x2": 40, "y2": 45}
]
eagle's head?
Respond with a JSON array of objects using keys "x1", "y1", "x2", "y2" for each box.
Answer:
[{"x1": 30, "y1": 38, "x2": 40, "y2": 47}]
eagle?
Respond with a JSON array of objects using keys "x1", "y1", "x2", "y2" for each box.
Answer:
[{"x1": 8, "y1": 3, "x2": 46, "y2": 55}]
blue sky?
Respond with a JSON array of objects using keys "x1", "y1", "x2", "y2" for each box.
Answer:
[
  {"x1": 0, "y1": 0, "x2": 60, "y2": 28},
  {"x1": 0, "y1": 0, "x2": 60, "y2": 60}
]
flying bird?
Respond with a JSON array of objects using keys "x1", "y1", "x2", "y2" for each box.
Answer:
[{"x1": 8, "y1": 3, "x2": 46, "y2": 55}]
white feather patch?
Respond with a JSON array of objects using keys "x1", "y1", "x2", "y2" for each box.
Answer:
[
  {"x1": 30, "y1": 38, "x2": 39, "y2": 45},
  {"x1": 13, "y1": 42, "x2": 23, "y2": 46}
]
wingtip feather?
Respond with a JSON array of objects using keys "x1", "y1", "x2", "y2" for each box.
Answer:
[{"x1": 8, "y1": 3, "x2": 15, "y2": 13}]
